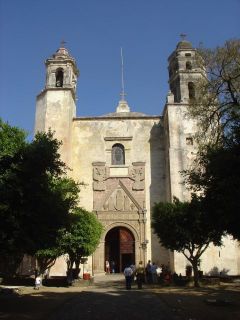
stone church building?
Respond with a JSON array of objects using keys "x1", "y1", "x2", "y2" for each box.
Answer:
[{"x1": 34, "y1": 40, "x2": 240, "y2": 276}]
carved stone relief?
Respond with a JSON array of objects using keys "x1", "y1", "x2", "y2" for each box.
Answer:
[
  {"x1": 102, "y1": 188, "x2": 137, "y2": 212},
  {"x1": 92, "y1": 162, "x2": 145, "y2": 215},
  {"x1": 130, "y1": 164, "x2": 145, "y2": 190},
  {"x1": 93, "y1": 163, "x2": 107, "y2": 191}
]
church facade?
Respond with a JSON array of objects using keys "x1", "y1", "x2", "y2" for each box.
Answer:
[{"x1": 34, "y1": 40, "x2": 240, "y2": 276}]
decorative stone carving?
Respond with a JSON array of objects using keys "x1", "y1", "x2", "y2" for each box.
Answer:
[
  {"x1": 130, "y1": 164, "x2": 145, "y2": 190},
  {"x1": 115, "y1": 189, "x2": 124, "y2": 211},
  {"x1": 130, "y1": 203, "x2": 135, "y2": 211},
  {"x1": 102, "y1": 186, "x2": 138, "y2": 212},
  {"x1": 108, "y1": 196, "x2": 114, "y2": 210},
  {"x1": 124, "y1": 195, "x2": 130, "y2": 211},
  {"x1": 93, "y1": 162, "x2": 107, "y2": 191}
]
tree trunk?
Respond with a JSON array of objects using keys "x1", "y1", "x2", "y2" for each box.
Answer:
[
  {"x1": 73, "y1": 257, "x2": 81, "y2": 279},
  {"x1": 192, "y1": 259, "x2": 200, "y2": 287}
]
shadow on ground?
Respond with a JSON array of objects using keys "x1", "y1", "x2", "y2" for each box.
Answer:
[{"x1": 0, "y1": 277, "x2": 239, "y2": 320}]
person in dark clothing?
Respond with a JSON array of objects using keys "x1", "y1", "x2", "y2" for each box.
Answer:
[
  {"x1": 146, "y1": 260, "x2": 152, "y2": 283},
  {"x1": 135, "y1": 261, "x2": 145, "y2": 289}
]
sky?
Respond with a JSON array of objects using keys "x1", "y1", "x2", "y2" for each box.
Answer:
[{"x1": 0, "y1": 0, "x2": 239, "y2": 139}]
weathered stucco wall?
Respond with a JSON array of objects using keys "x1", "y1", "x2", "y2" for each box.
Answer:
[
  {"x1": 70, "y1": 117, "x2": 166, "y2": 262},
  {"x1": 164, "y1": 102, "x2": 240, "y2": 275},
  {"x1": 35, "y1": 89, "x2": 76, "y2": 166}
]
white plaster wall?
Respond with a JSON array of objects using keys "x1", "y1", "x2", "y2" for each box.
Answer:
[
  {"x1": 71, "y1": 117, "x2": 166, "y2": 263},
  {"x1": 164, "y1": 103, "x2": 197, "y2": 201},
  {"x1": 35, "y1": 89, "x2": 76, "y2": 166},
  {"x1": 34, "y1": 94, "x2": 47, "y2": 133},
  {"x1": 173, "y1": 237, "x2": 240, "y2": 275},
  {"x1": 34, "y1": 92, "x2": 240, "y2": 276},
  {"x1": 165, "y1": 103, "x2": 240, "y2": 275}
]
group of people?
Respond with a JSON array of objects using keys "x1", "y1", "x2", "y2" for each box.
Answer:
[
  {"x1": 124, "y1": 260, "x2": 170, "y2": 289},
  {"x1": 105, "y1": 260, "x2": 116, "y2": 274},
  {"x1": 145, "y1": 260, "x2": 160, "y2": 284},
  {"x1": 124, "y1": 261, "x2": 145, "y2": 289}
]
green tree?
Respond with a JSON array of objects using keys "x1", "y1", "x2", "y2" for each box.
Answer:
[
  {"x1": 152, "y1": 197, "x2": 222, "y2": 287},
  {"x1": 58, "y1": 208, "x2": 103, "y2": 278},
  {"x1": 0, "y1": 120, "x2": 81, "y2": 275},
  {"x1": 185, "y1": 39, "x2": 240, "y2": 240},
  {"x1": 186, "y1": 132, "x2": 240, "y2": 240},
  {"x1": 0, "y1": 119, "x2": 28, "y2": 273},
  {"x1": 0, "y1": 118, "x2": 27, "y2": 157},
  {"x1": 188, "y1": 39, "x2": 240, "y2": 146}
]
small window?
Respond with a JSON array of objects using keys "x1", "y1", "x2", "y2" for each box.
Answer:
[
  {"x1": 188, "y1": 82, "x2": 195, "y2": 99},
  {"x1": 185, "y1": 53, "x2": 191, "y2": 57},
  {"x1": 112, "y1": 144, "x2": 125, "y2": 165},
  {"x1": 186, "y1": 137, "x2": 193, "y2": 145},
  {"x1": 56, "y1": 69, "x2": 63, "y2": 87},
  {"x1": 186, "y1": 61, "x2": 192, "y2": 70}
]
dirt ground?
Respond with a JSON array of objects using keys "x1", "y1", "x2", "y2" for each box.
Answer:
[{"x1": 0, "y1": 276, "x2": 240, "y2": 320}]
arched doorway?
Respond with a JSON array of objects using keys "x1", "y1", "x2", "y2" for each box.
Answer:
[{"x1": 105, "y1": 227, "x2": 135, "y2": 273}]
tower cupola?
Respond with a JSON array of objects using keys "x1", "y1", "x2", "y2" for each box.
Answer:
[
  {"x1": 44, "y1": 43, "x2": 79, "y2": 100},
  {"x1": 168, "y1": 36, "x2": 203, "y2": 103}
]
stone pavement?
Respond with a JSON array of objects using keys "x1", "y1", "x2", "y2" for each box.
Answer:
[
  {"x1": 47, "y1": 274, "x2": 239, "y2": 320},
  {"x1": 1, "y1": 274, "x2": 240, "y2": 320}
]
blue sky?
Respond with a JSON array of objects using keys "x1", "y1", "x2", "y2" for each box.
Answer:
[{"x1": 0, "y1": 0, "x2": 239, "y2": 139}]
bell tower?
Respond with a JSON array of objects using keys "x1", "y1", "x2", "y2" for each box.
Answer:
[
  {"x1": 164, "y1": 38, "x2": 204, "y2": 203},
  {"x1": 168, "y1": 36, "x2": 202, "y2": 103},
  {"x1": 44, "y1": 42, "x2": 78, "y2": 97},
  {"x1": 35, "y1": 43, "x2": 79, "y2": 166}
]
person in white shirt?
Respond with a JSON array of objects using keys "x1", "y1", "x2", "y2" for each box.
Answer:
[
  {"x1": 105, "y1": 260, "x2": 110, "y2": 274},
  {"x1": 34, "y1": 275, "x2": 41, "y2": 290},
  {"x1": 123, "y1": 265, "x2": 133, "y2": 289}
]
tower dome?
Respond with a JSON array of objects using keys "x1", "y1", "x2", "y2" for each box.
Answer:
[
  {"x1": 176, "y1": 40, "x2": 193, "y2": 50},
  {"x1": 53, "y1": 46, "x2": 71, "y2": 58}
]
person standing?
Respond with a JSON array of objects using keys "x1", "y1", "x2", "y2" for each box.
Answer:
[
  {"x1": 110, "y1": 260, "x2": 116, "y2": 273},
  {"x1": 123, "y1": 265, "x2": 133, "y2": 290},
  {"x1": 105, "y1": 260, "x2": 110, "y2": 274},
  {"x1": 135, "y1": 261, "x2": 145, "y2": 289},
  {"x1": 151, "y1": 262, "x2": 158, "y2": 284},
  {"x1": 146, "y1": 260, "x2": 152, "y2": 284},
  {"x1": 130, "y1": 263, "x2": 136, "y2": 282},
  {"x1": 34, "y1": 275, "x2": 41, "y2": 290}
]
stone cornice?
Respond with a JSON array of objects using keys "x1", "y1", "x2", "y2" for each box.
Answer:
[
  {"x1": 104, "y1": 137, "x2": 133, "y2": 141},
  {"x1": 73, "y1": 115, "x2": 162, "y2": 121},
  {"x1": 162, "y1": 102, "x2": 189, "y2": 116},
  {"x1": 36, "y1": 87, "x2": 75, "y2": 99}
]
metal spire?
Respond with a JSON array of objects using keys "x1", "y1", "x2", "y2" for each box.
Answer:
[
  {"x1": 120, "y1": 47, "x2": 126, "y2": 101},
  {"x1": 116, "y1": 47, "x2": 130, "y2": 113}
]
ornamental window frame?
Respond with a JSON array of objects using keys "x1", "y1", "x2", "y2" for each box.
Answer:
[{"x1": 112, "y1": 143, "x2": 125, "y2": 165}]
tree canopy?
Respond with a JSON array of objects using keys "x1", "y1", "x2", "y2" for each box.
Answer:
[
  {"x1": 152, "y1": 197, "x2": 222, "y2": 286},
  {"x1": 185, "y1": 39, "x2": 240, "y2": 241},
  {"x1": 57, "y1": 207, "x2": 103, "y2": 277},
  {"x1": 0, "y1": 119, "x2": 81, "y2": 274},
  {"x1": 188, "y1": 39, "x2": 240, "y2": 146}
]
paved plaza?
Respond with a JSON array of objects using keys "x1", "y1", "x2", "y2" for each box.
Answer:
[{"x1": 0, "y1": 274, "x2": 240, "y2": 320}]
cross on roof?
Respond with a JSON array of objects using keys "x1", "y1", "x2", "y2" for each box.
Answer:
[
  {"x1": 60, "y1": 40, "x2": 66, "y2": 48},
  {"x1": 180, "y1": 33, "x2": 187, "y2": 41}
]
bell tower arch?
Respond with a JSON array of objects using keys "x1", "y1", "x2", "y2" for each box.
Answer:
[
  {"x1": 34, "y1": 43, "x2": 79, "y2": 166},
  {"x1": 168, "y1": 37, "x2": 202, "y2": 103}
]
